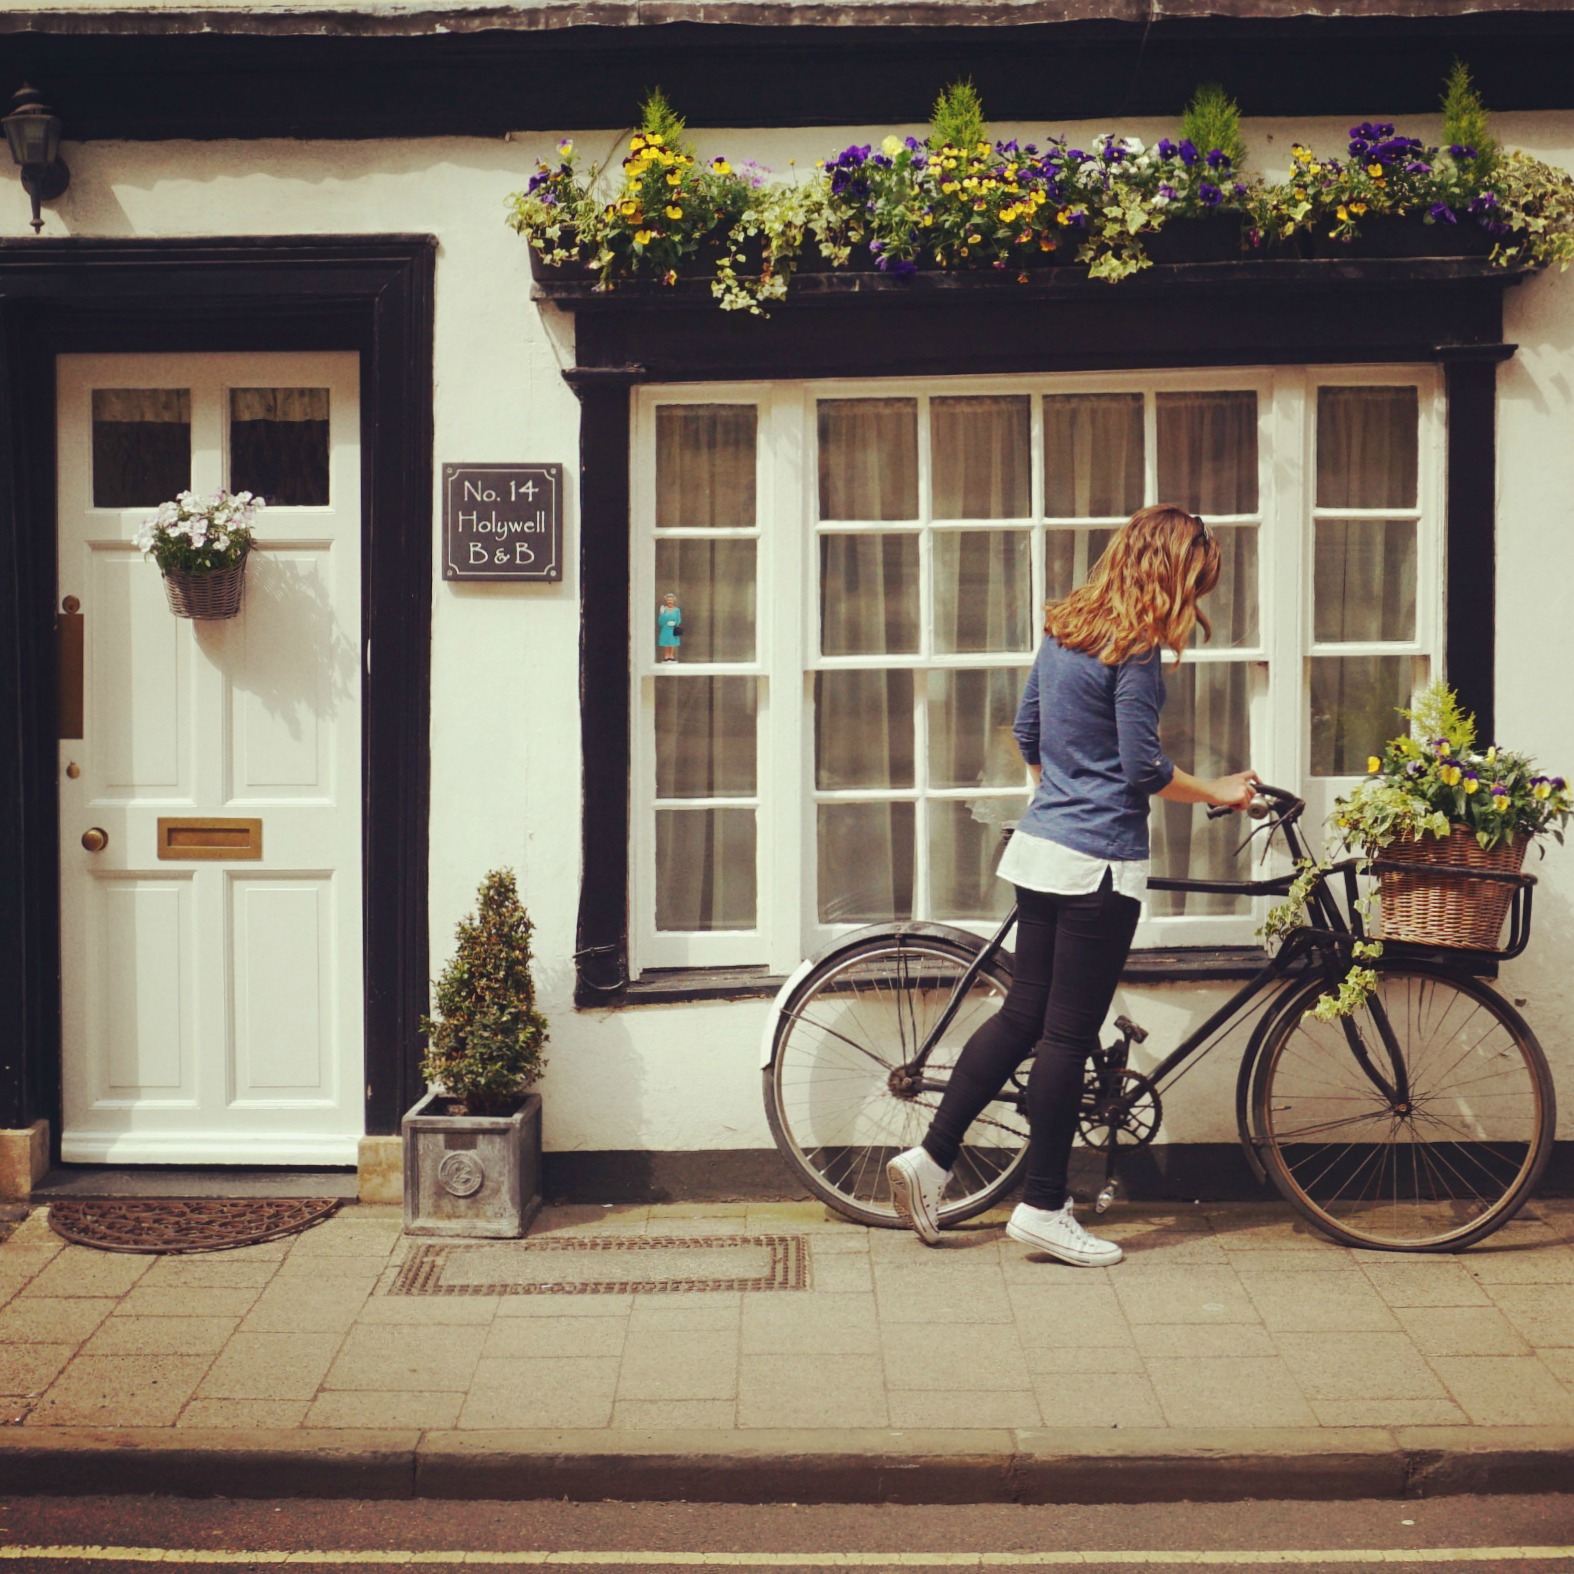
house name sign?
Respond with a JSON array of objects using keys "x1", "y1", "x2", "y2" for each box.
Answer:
[{"x1": 442, "y1": 462, "x2": 564, "y2": 582}]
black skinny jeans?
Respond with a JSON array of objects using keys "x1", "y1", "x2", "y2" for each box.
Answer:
[{"x1": 922, "y1": 875, "x2": 1141, "y2": 1212}]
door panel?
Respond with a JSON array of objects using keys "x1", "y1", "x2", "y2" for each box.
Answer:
[{"x1": 58, "y1": 352, "x2": 363, "y2": 1165}]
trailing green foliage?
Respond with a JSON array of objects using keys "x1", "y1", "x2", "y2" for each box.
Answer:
[
  {"x1": 421, "y1": 870, "x2": 549, "y2": 1116},
  {"x1": 1180, "y1": 83, "x2": 1247, "y2": 172},
  {"x1": 930, "y1": 79, "x2": 988, "y2": 155},
  {"x1": 1442, "y1": 59, "x2": 1497, "y2": 177},
  {"x1": 1486, "y1": 150, "x2": 1574, "y2": 270}
]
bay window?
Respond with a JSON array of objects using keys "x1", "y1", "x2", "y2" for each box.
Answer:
[{"x1": 631, "y1": 367, "x2": 1442, "y2": 976}]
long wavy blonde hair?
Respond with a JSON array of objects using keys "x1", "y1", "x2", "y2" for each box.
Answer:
[{"x1": 1046, "y1": 504, "x2": 1222, "y2": 665}]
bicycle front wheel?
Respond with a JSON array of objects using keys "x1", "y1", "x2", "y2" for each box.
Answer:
[
  {"x1": 764, "y1": 928, "x2": 1029, "y2": 1229},
  {"x1": 1253, "y1": 963, "x2": 1556, "y2": 1251}
]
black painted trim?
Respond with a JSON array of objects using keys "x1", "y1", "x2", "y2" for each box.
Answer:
[
  {"x1": 544, "y1": 1140, "x2": 1574, "y2": 1205},
  {"x1": 0, "y1": 235, "x2": 435, "y2": 1142},
  {"x1": 564, "y1": 263, "x2": 1518, "y2": 1005},
  {"x1": 5, "y1": 15, "x2": 1574, "y2": 140},
  {"x1": 1444, "y1": 356, "x2": 1498, "y2": 743}
]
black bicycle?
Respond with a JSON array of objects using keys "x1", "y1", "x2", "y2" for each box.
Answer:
[{"x1": 763, "y1": 782, "x2": 1556, "y2": 1252}]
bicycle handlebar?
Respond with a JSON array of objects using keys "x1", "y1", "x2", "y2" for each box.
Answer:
[{"x1": 1204, "y1": 780, "x2": 1303, "y2": 822}]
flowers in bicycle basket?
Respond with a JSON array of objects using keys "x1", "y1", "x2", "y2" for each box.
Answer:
[
  {"x1": 1263, "y1": 681, "x2": 1572, "y2": 1023},
  {"x1": 1333, "y1": 681, "x2": 1573, "y2": 854}
]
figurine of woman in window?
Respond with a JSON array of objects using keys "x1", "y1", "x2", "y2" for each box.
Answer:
[{"x1": 657, "y1": 592, "x2": 683, "y2": 662}]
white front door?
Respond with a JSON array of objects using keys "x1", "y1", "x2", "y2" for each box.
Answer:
[{"x1": 56, "y1": 352, "x2": 364, "y2": 1165}]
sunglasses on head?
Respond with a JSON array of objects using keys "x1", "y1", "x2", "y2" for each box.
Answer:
[{"x1": 1191, "y1": 514, "x2": 1211, "y2": 548}]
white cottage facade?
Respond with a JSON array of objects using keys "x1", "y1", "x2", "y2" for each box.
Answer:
[{"x1": 1, "y1": 0, "x2": 1571, "y2": 1207}]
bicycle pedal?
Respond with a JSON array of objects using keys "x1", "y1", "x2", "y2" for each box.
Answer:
[
  {"x1": 1114, "y1": 1014, "x2": 1149, "y2": 1045},
  {"x1": 1095, "y1": 1179, "x2": 1119, "y2": 1214}
]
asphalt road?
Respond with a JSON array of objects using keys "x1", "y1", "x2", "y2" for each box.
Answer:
[{"x1": 1, "y1": 1494, "x2": 1573, "y2": 1571}]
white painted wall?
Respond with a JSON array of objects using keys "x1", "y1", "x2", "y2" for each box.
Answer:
[{"x1": 12, "y1": 109, "x2": 1573, "y2": 1155}]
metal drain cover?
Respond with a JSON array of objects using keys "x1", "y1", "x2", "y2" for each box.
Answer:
[
  {"x1": 392, "y1": 1233, "x2": 810, "y2": 1296},
  {"x1": 46, "y1": 1197, "x2": 341, "y2": 1254}
]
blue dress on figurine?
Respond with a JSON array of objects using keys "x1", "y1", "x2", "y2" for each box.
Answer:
[{"x1": 657, "y1": 600, "x2": 682, "y2": 657}]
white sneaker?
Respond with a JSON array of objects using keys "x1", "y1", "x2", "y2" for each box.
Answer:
[
  {"x1": 1006, "y1": 1200, "x2": 1123, "y2": 1267},
  {"x1": 886, "y1": 1146, "x2": 949, "y2": 1245}
]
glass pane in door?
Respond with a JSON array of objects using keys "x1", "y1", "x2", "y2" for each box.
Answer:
[
  {"x1": 230, "y1": 388, "x2": 330, "y2": 506},
  {"x1": 92, "y1": 389, "x2": 191, "y2": 508}
]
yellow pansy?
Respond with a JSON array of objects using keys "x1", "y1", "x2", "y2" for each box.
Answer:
[
  {"x1": 634, "y1": 229, "x2": 653, "y2": 245},
  {"x1": 882, "y1": 135, "x2": 903, "y2": 158},
  {"x1": 1367, "y1": 756, "x2": 1382, "y2": 774},
  {"x1": 1486, "y1": 746, "x2": 1498, "y2": 764},
  {"x1": 1351, "y1": 201, "x2": 1368, "y2": 215},
  {"x1": 619, "y1": 202, "x2": 639, "y2": 218},
  {"x1": 1441, "y1": 764, "x2": 1463, "y2": 786},
  {"x1": 666, "y1": 172, "x2": 682, "y2": 186},
  {"x1": 1337, "y1": 206, "x2": 1350, "y2": 221},
  {"x1": 1367, "y1": 163, "x2": 1384, "y2": 177},
  {"x1": 941, "y1": 181, "x2": 959, "y2": 194},
  {"x1": 664, "y1": 205, "x2": 684, "y2": 220},
  {"x1": 630, "y1": 135, "x2": 647, "y2": 151},
  {"x1": 1463, "y1": 777, "x2": 1480, "y2": 794},
  {"x1": 711, "y1": 159, "x2": 731, "y2": 175}
]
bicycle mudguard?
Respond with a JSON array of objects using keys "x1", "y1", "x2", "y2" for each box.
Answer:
[
  {"x1": 757, "y1": 920, "x2": 1013, "y2": 1069},
  {"x1": 1233, "y1": 974, "x2": 1315, "y2": 1184}
]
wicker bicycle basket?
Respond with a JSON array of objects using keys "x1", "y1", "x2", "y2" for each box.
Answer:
[
  {"x1": 161, "y1": 560, "x2": 247, "y2": 621},
  {"x1": 1376, "y1": 825, "x2": 1527, "y2": 951}
]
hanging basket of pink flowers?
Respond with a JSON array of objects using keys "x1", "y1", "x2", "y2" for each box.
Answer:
[{"x1": 133, "y1": 489, "x2": 262, "y2": 621}]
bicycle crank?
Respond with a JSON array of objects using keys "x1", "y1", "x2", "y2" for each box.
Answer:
[{"x1": 1078, "y1": 1067, "x2": 1163, "y2": 1151}]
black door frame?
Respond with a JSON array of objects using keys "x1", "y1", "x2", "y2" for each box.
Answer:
[{"x1": 0, "y1": 235, "x2": 435, "y2": 1151}]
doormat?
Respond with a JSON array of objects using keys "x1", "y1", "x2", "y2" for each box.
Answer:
[
  {"x1": 46, "y1": 1197, "x2": 341, "y2": 1254},
  {"x1": 391, "y1": 1234, "x2": 810, "y2": 1296}
]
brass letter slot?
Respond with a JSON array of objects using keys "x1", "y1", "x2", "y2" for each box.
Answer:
[{"x1": 156, "y1": 817, "x2": 263, "y2": 861}]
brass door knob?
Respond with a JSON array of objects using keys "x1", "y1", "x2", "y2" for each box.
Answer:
[{"x1": 81, "y1": 827, "x2": 108, "y2": 852}]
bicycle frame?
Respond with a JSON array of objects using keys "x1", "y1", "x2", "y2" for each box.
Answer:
[{"x1": 898, "y1": 785, "x2": 1356, "y2": 1102}]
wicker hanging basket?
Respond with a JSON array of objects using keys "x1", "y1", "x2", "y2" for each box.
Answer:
[
  {"x1": 1376, "y1": 825, "x2": 1527, "y2": 951},
  {"x1": 161, "y1": 559, "x2": 248, "y2": 621}
]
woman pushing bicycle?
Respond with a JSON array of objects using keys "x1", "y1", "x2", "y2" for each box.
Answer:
[{"x1": 887, "y1": 504, "x2": 1257, "y2": 1267}]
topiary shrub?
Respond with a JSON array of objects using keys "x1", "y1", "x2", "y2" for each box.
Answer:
[{"x1": 421, "y1": 870, "x2": 549, "y2": 1116}]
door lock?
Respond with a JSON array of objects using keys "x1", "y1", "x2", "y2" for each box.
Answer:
[{"x1": 81, "y1": 827, "x2": 108, "y2": 852}]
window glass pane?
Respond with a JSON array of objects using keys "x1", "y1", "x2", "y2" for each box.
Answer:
[
  {"x1": 92, "y1": 389, "x2": 191, "y2": 508},
  {"x1": 653, "y1": 539, "x2": 756, "y2": 662},
  {"x1": 656, "y1": 405, "x2": 756, "y2": 529},
  {"x1": 1044, "y1": 394, "x2": 1144, "y2": 518},
  {"x1": 656, "y1": 808, "x2": 756, "y2": 931},
  {"x1": 930, "y1": 801, "x2": 1019, "y2": 920},
  {"x1": 815, "y1": 670, "x2": 913, "y2": 790},
  {"x1": 817, "y1": 802, "x2": 915, "y2": 923},
  {"x1": 818, "y1": 399, "x2": 918, "y2": 520},
  {"x1": 1149, "y1": 662, "x2": 1254, "y2": 916},
  {"x1": 820, "y1": 533, "x2": 919, "y2": 655},
  {"x1": 229, "y1": 388, "x2": 329, "y2": 506},
  {"x1": 1313, "y1": 520, "x2": 1417, "y2": 643},
  {"x1": 1045, "y1": 527, "x2": 1114, "y2": 603},
  {"x1": 1309, "y1": 656, "x2": 1419, "y2": 777},
  {"x1": 931, "y1": 396, "x2": 1030, "y2": 519},
  {"x1": 655, "y1": 676, "x2": 758, "y2": 799},
  {"x1": 933, "y1": 530, "x2": 1031, "y2": 654},
  {"x1": 1194, "y1": 525, "x2": 1260, "y2": 649},
  {"x1": 927, "y1": 668, "x2": 1031, "y2": 788},
  {"x1": 1317, "y1": 387, "x2": 1418, "y2": 510},
  {"x1": 1157, "y1": 391, "x2": 1258, "y2": 515}
]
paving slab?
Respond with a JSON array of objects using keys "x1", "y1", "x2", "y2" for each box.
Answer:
[{"x1": 0, "y1": 1198, "x2": 1569, "y2": 1504}]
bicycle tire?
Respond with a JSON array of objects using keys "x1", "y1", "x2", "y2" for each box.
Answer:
[
  {"x1": 764, "y1": 926, "x2": 1030, "y2": 1229},
  {"x1": 1252, "y1": 961, "x2": 1556, "y2": 1251}
]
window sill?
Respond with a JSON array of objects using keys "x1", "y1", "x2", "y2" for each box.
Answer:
[{"x1": 578, "y1": 947, "x2": 1273, "y2": 1009}]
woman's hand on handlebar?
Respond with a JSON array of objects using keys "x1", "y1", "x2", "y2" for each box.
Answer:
[
  {"x1": 1159, "y1": 766, "x2": 1258, "y2": 813},
  {"x1": 1207, "y1": 771, "x2": 1259, "y2": 813}
]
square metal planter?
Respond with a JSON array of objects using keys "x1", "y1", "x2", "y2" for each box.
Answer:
[{"x1": 402, "y1": 1089, "x2": 543, "y2": 1238}]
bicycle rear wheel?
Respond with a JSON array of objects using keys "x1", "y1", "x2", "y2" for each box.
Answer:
[
  {"x1": 764, "y1": 927, "x2": 1029, "y2": 1229},
  {"x1": 1253, "y1": 962, "x2": 1556, "y2": 1251}
]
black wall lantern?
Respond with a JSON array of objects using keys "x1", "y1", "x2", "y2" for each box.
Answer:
[{"x1": 4, "y1": 84, "x2": 69, "y2": 234}]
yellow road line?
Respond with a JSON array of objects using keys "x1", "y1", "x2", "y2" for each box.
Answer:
[{"x1": 2, "y1": 1547, "x2": 1574, "y2": 1566}]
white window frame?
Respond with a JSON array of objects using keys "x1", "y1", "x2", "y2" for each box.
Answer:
[{"x1": 629, "y1": 365, "x2": 1444, "y2": 977}]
